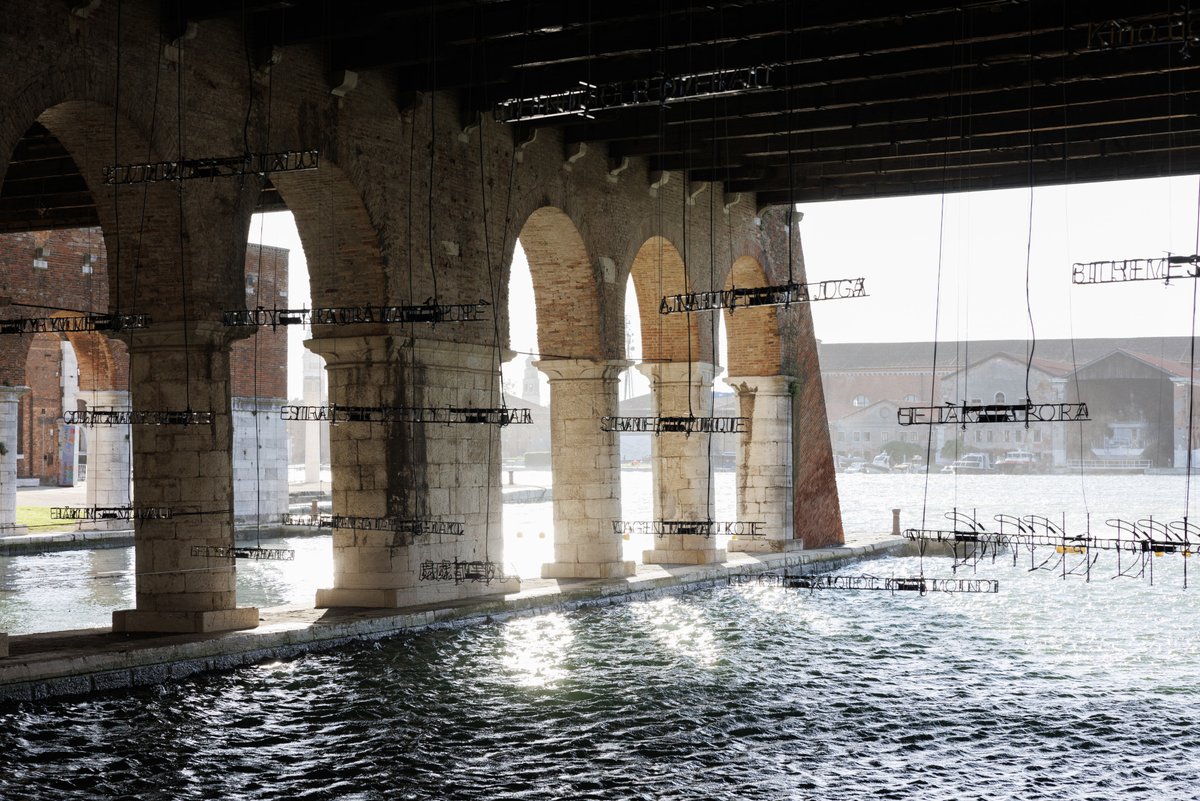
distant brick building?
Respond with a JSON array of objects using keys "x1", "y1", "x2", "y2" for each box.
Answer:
[
  {"x1": 0, "y1": 227, "x2": 289, "y2": 520},
  {"x1": 821, "y1": 338, "x2": 1200, "y2": 468}
]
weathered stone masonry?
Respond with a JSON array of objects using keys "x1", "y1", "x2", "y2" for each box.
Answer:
[{"x1": 0, "y1": 0, "x2": 841, "y2": 637}]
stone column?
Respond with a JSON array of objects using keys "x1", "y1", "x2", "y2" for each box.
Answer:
[
  {"x1": 303, "y1": 350, "x2": 325, "y2": 484},
  {"x1": 1051, "y1": 377, "x2": 1070, "y2": 467},
  {"x1": 1172, "y1": 377, "x2": 1192, "y2": 469},
  {"x1": 727, "y1": 375, "x2": 802, "y2": 553},
  {"x1": 111, "y1": 323, "x2": 258, "y2": 634},
  {"x1": 0, "y1": 386, "x2": 29, "y2": 534},
  {"x1": 310, "y1": 335, "x2": 520, "y2": 608},
  {"x1": 85, "y1": 389, "x2": 132, "y2": 522},
  {"x1": 232, "y1": 396, "x2": 289, "y2": 524},
  {"x1": 636, "y1": 362, "x2": 724, "y2": 565},
  {"x1": 536, "y1": 359, "x2": 634, "y2": 579}
]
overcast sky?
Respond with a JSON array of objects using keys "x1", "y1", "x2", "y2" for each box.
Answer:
[
  {"x1": 802, "y1": 174, "x2": 1200, "y2": 346},
  {"x1": 251, "y1": 174, "x2": 1200, "y2": 399}
]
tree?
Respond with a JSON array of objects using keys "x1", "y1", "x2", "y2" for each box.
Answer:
[{"x1": 883, "y1": 440, "x2": 923, "y2": 464}]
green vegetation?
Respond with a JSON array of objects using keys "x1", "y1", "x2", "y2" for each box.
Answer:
[
  {"x1": 15, "y1": 506, "x2": 74, "y2": 532},
  {"x1": 882, "y1": 440, "x2": 925, "y2": 464}
]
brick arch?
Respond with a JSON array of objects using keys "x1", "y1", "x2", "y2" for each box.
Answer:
[
  {"x1": 723, "y1": 256, "x2": 783, "y2": 376},
  {"x1": 0, "y1": 58, "x2": 178, "y2": 315},
  {"x1": 516, "y1": 206, "x2": 604, "y2": 359},
  {"x1": 629, "y1": 236, "x2": 700, "y2": 363},
  {"x1": 25, "y1": 100, "x2": 185, "y2": 319},
  {"x1": 64, "y1": 331, "x2": 127, "y2": 393},
  {"x1": 269, "y1": 161, "x2": 387, "y2": 306}
]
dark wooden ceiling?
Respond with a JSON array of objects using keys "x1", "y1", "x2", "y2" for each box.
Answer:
[{"x1": 5, "y1": 0, "x2": 1200, "y2": 232}]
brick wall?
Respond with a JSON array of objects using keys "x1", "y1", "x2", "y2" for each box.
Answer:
[
  {"x1": 231, "y1": 243, "x2": 289, "y2": 399},
  {"x1": 2, "y1": 228, "x2": 288, "y2": 485}
]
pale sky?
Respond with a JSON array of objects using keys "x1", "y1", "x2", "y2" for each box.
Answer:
[
  {"x1": 250, "y1": 174, "x2": 1200, "y2": 400},
  {"x1": 802, "y1": 174, "x2": 1200, "y2": 345}
]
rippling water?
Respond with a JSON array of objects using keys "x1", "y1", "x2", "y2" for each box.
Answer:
[
  {"x1": 3, "y1": 473, "x2": 1200, "y2": 799},
  {"x1": 2, "y1": 551, "x2": 1199, "y2": 800},
  {"x1": 3, "y1": 471, "x2": 1200, "y2": 634}
]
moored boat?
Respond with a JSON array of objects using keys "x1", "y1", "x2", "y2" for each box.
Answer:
[
  {"x1": 995, "y1": 450, "x2": 1038, "y2": 474},
  {"x1": 943, "y1": 452, "x2": 993, "y2": 474}
]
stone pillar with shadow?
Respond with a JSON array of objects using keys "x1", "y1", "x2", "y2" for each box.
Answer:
[
  {"x1": 0, "y1": 385, "x2": 29, "y2": 536},
  {"x1": 111, "y1": 323, "x2": 258, "y2": 634},
  {"x1": 727, "y1": 374, "x2": 803, "y2": 553},
  {"x1": 84, "y1": 389, "x2": 132, "y2": 528},
  {"x1": 310, "y1": 335, "x2": 520, "y2": 609},
  {"x1": 536, "y1": 358, "x2": 634, "y2": 579},
  {"x1": 636, "y1": 362, "x2": 725, "y2": 565}
]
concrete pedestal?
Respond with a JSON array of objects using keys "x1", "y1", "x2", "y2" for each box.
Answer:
[
  {"x1": 536, "y1": 359, "x2": 635, "y2": 579},
  {"x1": 727, "y1": 375, "x2": 803, "y2": 554},
  {"x1": 111, "y1": 324, "x2": 257, "y2": 634},
  {"x1": 85, "y1": 389, "x2": 132, "y2": 528},
  {"x1": 0, "y1": 386, "x2": 29, "y2": 534},
  {"x1": 636, "y1": 362, "x2": 724, "y2": 565},
  {"x1": 310, "y1": 336, "x2": 520, "y2": 609}
]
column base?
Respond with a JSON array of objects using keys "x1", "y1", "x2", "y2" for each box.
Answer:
[
  {"x1": 0, "y1": 633, "x2": 8, "y2": 658},
  {"x1": 0, "y1": 525, "x2": 29, "y2": 537},
  {"x1": 727, "y1": 537, "x2": 805, "y2": 554},
  {"x1": 315, "y1": 576, "x2": 521, "y2": 609},
  {"x1": 642, "y1": 535, "x2": 726, "y2": 565},
  {"x1": 541, "y1": 560, "x2": 636, "y2": 580},
  {"x1": 112, "y1": 607, "x2": 260, "y2": 634}
]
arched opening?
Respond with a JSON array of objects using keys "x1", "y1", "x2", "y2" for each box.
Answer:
[
  {"x1": 238, "y1": 198, "x2": 330, "y2": 606},
  {"x1": 629, "y1": 235, "x2": 699, "y2": 364},
  {"x1": 23, "y1": 321, "x2": 129, "y2": 488},
  {"x1": 625, "y1": 236, "x2": 725, "y2": 565},
  {"x1": 0, "y1": 101, "x2": 145, "y2": 633},
  {"x1": 506, "y1": 206, "x2": 628, "y2": 578},
  {"x1": 500, "y1": 239, "x2": 552, "y2": 575},
  {"x1": 722, "y1": 256, "x2": 783, "y2": 378}
]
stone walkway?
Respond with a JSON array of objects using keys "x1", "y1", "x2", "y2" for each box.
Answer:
[{"x1": 0, "y1": 532, "x2": 905, "y2": 702}]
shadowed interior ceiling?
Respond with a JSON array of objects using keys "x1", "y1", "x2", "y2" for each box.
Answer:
[{"x1": 3, "y1": 0, "x2": 1198, "y2": 232}]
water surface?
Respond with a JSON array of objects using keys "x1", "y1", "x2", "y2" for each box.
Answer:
[{"x1": 1, "y1": 551, "x2": 1197, "y2": 800}]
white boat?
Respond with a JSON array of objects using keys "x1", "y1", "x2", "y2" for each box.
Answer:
[
  {"x1": 861, "y1": 453, "x2": 892, "y2": 473},
  {"x1": 995, "y1": 450, "x2": 1037, "y2": 474},
  {"x1": 943, "y1": 453, "x2": 993, "y2": 474}
]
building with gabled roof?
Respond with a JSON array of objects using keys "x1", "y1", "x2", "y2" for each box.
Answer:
[{"x1": 822, "y1": 337, "x2": 1200, "y2": 468}]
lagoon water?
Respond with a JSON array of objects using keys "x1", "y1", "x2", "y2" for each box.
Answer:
[{"x1": 2, "y1": 471, "x2": 1199, "y2": 799}]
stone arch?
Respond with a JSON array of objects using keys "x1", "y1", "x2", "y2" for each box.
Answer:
[
  {"x1": 268, "y1": 160, "x2": 388, "y2": 306},
  {"x1": 18, "y1": 331, "x2": 64, "y2": 480},
  {"x1": 723, "y1": 256, "x2": 783, "y2": 377},
  {"x1": 13, "y1": 98, "x2": 184, "y2": 319},
  {"x1": 65, "y1": 331, "x2": 126, "y2": 393},
  {"x1": 515, "y1": 206, "x2": 604, "y2": 360},
  {"x1": 14, "y1": 315, "x2": 126, "y2": 483},
  {"x1": 629, "y1": 236, "x2": 700, "y2": 363}
]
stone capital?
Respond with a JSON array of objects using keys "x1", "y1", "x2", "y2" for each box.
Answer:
[
  {"x1": 307, "y1": 334, "x2": 509, "y2": 373},
  {"x1": 126, "y1": 321, "x2": 238, "y2": 352},
  {"x1": 728, "y1": 374, "x2": 796, "y2": 397},
  {"x1": 0, "y1": 385, "x2": 30, "y2": 403},
  {"x1": 534, "y1": 358, "x2": 630, "y2": 383},
  {"x1": 635, "y1": 361, "x2": 716, "y2": 387},
  {"x1": 85, "y1": 389, "x2": 132, "y2": 407}
]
